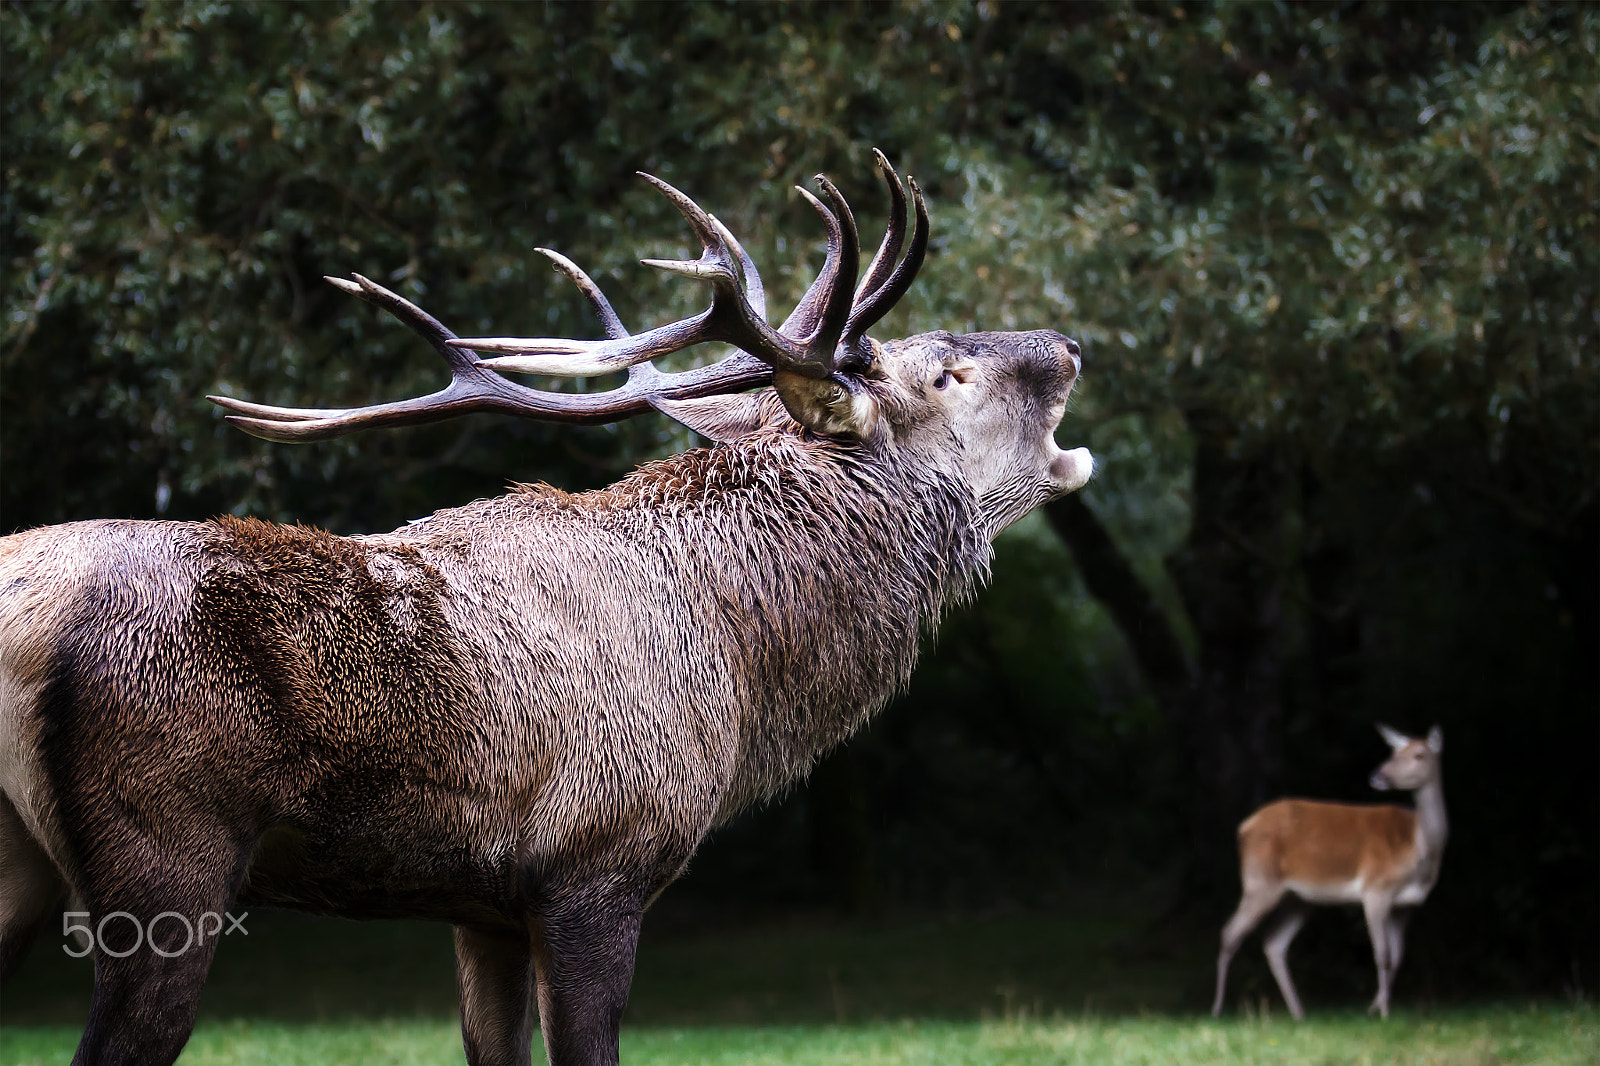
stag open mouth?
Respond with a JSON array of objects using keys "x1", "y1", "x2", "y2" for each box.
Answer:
[
  {"x1": 1047, "y1": 356, "x2": 1093, "y2": 494},
  {"x1": 1049, "y1": 441, "x2": 1095, "y2": 494}
]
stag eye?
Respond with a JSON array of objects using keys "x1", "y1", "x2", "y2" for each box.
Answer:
[{"x1": 933, "y1": 370, "x2": 953, "y2": 391}]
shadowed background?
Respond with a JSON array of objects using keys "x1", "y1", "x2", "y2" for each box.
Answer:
[{"x1": 2, "y1": 0, "x2": 1594, "y2": 1032}]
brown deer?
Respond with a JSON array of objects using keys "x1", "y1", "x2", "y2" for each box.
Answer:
[
  {"x1": 1211, "y1": 724, "x2": 1447, "y2": 1021},
  {"x1": 0, "y1": 154, "x2": 1093, "y2": 1066}
]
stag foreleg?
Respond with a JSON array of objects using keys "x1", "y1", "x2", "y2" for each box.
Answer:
[
  {"x1": 455, "y1": 924, "x2": 537, "y2": 1066},
  {"x1": 531, "y1": 886, "x2": 646, "y2": 1066}
]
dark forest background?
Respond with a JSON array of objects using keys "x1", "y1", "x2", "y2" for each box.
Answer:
[{"x1": 3, "y1": 0, "x2": 1594, "y2": 1006}]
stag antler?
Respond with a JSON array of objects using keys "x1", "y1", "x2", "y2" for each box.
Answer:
[{"x1": 210, "y1": 151, "x2": 927, "y2": 443}]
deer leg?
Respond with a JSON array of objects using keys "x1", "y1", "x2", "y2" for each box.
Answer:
[
  {"x1": 1362, "y1": 894, "x2": 1395, "y2": 1018},
  {"x1": 75, "y1": 915, "x2": 225, "y2": 1066},
  {"x1": 1212, "y1": 883, "x2": 1286, "y2": 1017},
  {"x1": 455, "y1": 924, "x2": 536, "y2": 1066},
  {"x1": 1382, "y1": 909, "x2": 1411, "y2": 1001},
  {"x1": 70, "y1": 860, "x2": 243, "y2": 1066},
  {"x1": 0, "y1": 792, "x2": 63, "y2": 982},
  {"x1": 531, "y1": 891, "x2": 645, "y2": 1066},
  {"x1": 1261, "y1": 898, "x2": 1311, "y2": 1021},
  {"x1": 56, "y1": 809, "x2": 250, "y2": 1066}
]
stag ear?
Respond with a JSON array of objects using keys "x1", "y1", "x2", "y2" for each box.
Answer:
[
  {"x1": 1376, "y1": 723, "x2": 1410, "y2": 750},
  {"x1": 1426, "y1": 725, "x2": 1444, "y2": 753},
  {"x1": 650, "y1": 390, "x2": 784, "y2": 444},
  {"x1": 773, "y1": 371, "x2": 880, "y2": 440}
]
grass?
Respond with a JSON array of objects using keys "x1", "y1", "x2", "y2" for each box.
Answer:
[
  {"x1": 2, "y1": 901, "x2": 1594, "y2": 1064},
  {"x1": 3, "y1": 1010, "x2": 1594, "y2": 1065}
]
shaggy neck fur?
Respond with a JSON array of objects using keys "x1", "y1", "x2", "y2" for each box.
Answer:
[{"x1": 403, "y1": 427, "x2": 992, "y2": 816}]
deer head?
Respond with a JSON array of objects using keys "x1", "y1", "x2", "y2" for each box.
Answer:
[
  {"x1": 209, "y1": 152, "x2": 1092, "y2": 535},
  {"x1": 1371, "y1": 724, "x2": 1445, "y2": 791}
]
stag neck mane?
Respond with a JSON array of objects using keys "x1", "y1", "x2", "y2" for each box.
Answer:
[{"x1": 378, "y1": 426, "x2": 990, "y2": 814}]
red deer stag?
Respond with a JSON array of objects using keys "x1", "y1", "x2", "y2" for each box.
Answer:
[
  {"x1": 1211, "y1": 724, "x2": 1447, "y2": 1020},
  {"x1": 0, "y1": 154, "x2": 1093, "y2": 1066}
]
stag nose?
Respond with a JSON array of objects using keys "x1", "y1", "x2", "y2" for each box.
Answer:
[{"x1": 1052, "y1": 333, "x2": 1081, "y2": 383}]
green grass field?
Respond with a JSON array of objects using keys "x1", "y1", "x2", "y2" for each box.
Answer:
[
  {"x1": 3, "y1": 904, "x2": 1594, "y2": 1064},
  {"x1": 4, "y1": 1010, "x2": 1593, "y2": 1066}
]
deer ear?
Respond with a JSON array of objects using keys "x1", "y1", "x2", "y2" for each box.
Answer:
[
  {"x1": 1376, "y1": 723, "x2": 1410, "y2": 750},
  {"x1": 650, "y1": 390, "x2": 784, "y2": 444},
  {"x1": 772, "y1": 371, "x2": 880, "y2": 440},
  {"x1": 1426, "y1": 725, "x2": 1444, "y2": 753}
]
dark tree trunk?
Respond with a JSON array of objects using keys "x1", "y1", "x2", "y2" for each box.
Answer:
[
  {"x1": 1166, "y1": 410, "x2": 1291, "y2": 899},
  {"x1": 1300, "y1": 541, "x2": 1365, "y2": 727},
  {"x1": 1537, "y1": 501, "x2": 1599, "y2": 987}
]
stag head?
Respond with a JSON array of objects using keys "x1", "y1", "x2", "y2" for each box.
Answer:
[{"x1": 210, "y1": 152, "x2": 1092, "y2": 534}]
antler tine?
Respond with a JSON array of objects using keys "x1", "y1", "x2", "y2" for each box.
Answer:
[
  {"x1": 460, "y1": 172, "x2": 833, "y2": 380},
  {"x1": 536, "y1": 248, "x2": 672, "y2": 388},
  {"x1": 208, "y1": 272, "x2": 496, "y2": 439},
  {"x1": 778, "y1": 185, "x2": 839, "y2": 339},
  {"x1": 777, "y1": 174, "x2": 869, "y2": 367},
  {"x1": 447, "y1": 172, "x2": 741, "y2": 377},
  {"x1": 537, "y1": 249, "x2": 630, "y2": 340},
  {"x1": 633, "y1": 172, "x2": 735, "y2": 284},
  {"x1": 854, "y1": 149, "x2": 907, "y2": 306},
  {"x1": 843, "y1": 174, "x2": 929, "y2": 348},
  {"x1": 707, "y1": 214, "x2": 766, "y2": 322},
  {"x1": 339, "y1": 273, "x2": 481, "y2": 371},
  {"x1": 806, "y1": 175, "x2": 861, "y2": 360},
  {"x1": 210, "y1": 273, "x2": 516, "y2": 442},
  {"x1": 633, "y1": 172, "x2": 829, "y2": 376}
]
